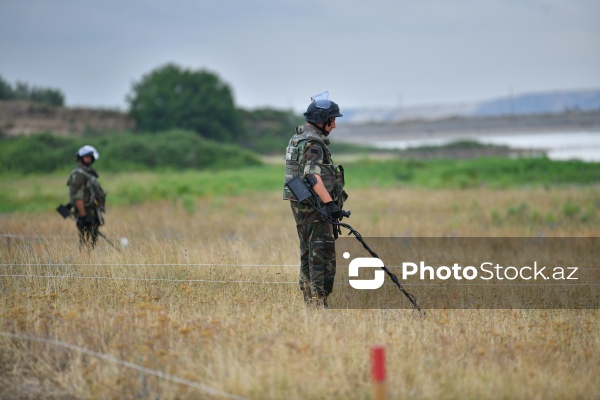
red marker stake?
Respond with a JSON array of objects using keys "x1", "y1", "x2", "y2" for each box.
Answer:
[{"x1": 371, "y1": 346, "x2": 386, "y2": 400}]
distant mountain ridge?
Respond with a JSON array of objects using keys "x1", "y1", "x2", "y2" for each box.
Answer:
[{"x1": 340, "y1": 88, "x2": 600, "y2": 124}]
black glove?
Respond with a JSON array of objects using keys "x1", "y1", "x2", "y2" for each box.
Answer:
[
  {"x1": 324, "y1": 202, "x2": 344, "y2": 220},
  {"x1": 77, "y1": 215, "x2": 94, "y2": 231}
]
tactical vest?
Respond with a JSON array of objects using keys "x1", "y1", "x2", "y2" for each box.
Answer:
[
  {"x1": 68, "y1": 167, "x2": 107, "y2": 212},
  {"x1": 283, "y1": 126, "x2": 347, "y2": 208}
]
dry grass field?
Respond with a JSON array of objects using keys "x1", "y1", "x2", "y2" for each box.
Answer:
[{"x1": 1, "y1": 187, "x2": 599, "y2": 399}]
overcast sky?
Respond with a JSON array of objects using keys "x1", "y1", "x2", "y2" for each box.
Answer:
[{"x1": 1, "y1": 0, "x2": 598, "y2": 112}]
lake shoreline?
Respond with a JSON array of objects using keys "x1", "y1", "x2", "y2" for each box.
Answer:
[
  {"x1": 332, "y1": 111, "x2": 600, "y2": 161},
  {"x1": 333, "y1": 110, "x2": 600, "y2": 143}
]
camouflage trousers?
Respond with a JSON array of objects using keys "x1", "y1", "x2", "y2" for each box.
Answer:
[
  {"x1": 295, "y1": 220, "x2": 336, "y2": 299},
  {"x1": 76, "y1": 208, "x2": 100, "y2": 250}
]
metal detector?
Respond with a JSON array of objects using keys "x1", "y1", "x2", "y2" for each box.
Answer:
[
  {"x1": 55, "y1": 203, "x2": 119, "y2": 250},
  {"x1": 285, "y1": 176, "x2": 425, "y2": 314}
]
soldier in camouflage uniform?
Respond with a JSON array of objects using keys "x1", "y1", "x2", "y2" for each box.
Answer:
[
  {"x1": 283, "y1": 92, "x2": 348, "y2": 308},
  {"x1": 67, "y1": 145, "x2": 106, "y2": 249}
]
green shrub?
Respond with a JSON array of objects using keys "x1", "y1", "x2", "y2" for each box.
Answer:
[
  {"x1": 561, "y1": 201, "x2": 580, "y2": 218},
  {"x1": 0, "y1": 130, "x2": 261, "y2": 174},
  {"x1": 0, "y1": 133, "x2": 79, "y2": 173}
]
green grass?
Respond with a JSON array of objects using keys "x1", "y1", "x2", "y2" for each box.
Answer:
[
  {"x1": 348, "y1": 156, "x2": 600, "y2": 189},
  {"x1": 1, "y1": 157, "x2": 600, "y2": 213},
  {"x1": 0, "y1": 166, "x2": 283, "y2": 213}
]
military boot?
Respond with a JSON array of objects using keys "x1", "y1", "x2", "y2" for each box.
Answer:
[
  {"x1": 312, "y1": 293, "x2": 329, "y2": 309},
  {"x1": 300, "y1": 278, "x2": 313, "y2": 306},
  {"x1": 303, "y1": 289, "x2": 313, "y2": 306}
]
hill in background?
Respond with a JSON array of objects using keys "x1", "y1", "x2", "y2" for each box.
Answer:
[
  {"x1": 0, "y1": 100, "x2": 135, "y2": 138},
  {"x1": 341, "y1": 88, "x2": 600, "y2": 124}
]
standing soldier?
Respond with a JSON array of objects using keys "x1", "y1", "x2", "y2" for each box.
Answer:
[
  {"x1": 68, "y1": 145, "x2": 106, "y2": 249},
  {"x1": 283, "y1": 92, "x2": 348, "y2": 308}
]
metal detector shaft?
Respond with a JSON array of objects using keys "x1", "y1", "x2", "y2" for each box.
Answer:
[
  {"x1": 334, "y1": 220, "x2": 423, "y2": 312},
  {"x1": 56, "y1": 204, "x2": 119, "y2": 251},
  {"x1": 97, "y1": 231, "x2": 118, "y2": 250}
]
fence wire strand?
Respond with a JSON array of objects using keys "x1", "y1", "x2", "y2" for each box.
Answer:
[
  {"x1": 1, "y1": 274, "x2": 597, "y2": 286},
  {"x1": 0, "y1": 331, "x2": 249, "y2": 400},
  {"x1": 0, "y1": 263, "x2": 296, "y2": 268},
  {"x1": 0, "y1": 274, "x2": 297, "y2": 284}
]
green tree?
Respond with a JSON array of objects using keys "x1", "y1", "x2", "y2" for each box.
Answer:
[
  {"x1": 0, "y1": 75, "x2": 14, "y2": 100},
  {"x1": 28, "y1": 86, "x2": 64, "y2": 106},
  {"x1": 0, "y1": 76, "x2": 64, "y2": 105},
  {"x1": 239, "y1": 107, "x2": 304, "y2": 153},
  {"x1": 127, "y1": 64, "x2": 241, "y2": 142}
]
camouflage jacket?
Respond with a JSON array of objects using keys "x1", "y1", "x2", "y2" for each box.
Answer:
[
  {"x1": 67, "y1": 164, "x2": 106, "y2": 214},
  {"x1": 283, "y1": 124, "x2": 346, "y2": 224}
]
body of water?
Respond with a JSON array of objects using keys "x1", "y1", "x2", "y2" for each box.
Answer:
[{"x1": 373, "y1": 131, "x2": 600, "y2": 162}]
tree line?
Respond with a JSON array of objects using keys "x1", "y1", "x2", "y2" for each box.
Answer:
[
  {"x1": 0, "y1": 75, "x2": 65, "y2": 106},
  {"x1": 1, "y1": 64, "x2": 303, "y2": 154},
  {"x1": 127, "y1": 63, "x2": 303, "y2": 152}
]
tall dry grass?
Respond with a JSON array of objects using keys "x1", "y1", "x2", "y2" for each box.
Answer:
[{"x1": 1, "y1": 187, "x2": 599, "y2": 399}]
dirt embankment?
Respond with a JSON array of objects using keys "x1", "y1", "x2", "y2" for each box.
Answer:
[{"x1": 0, "y1": 100, "x2": 136, "y2": 137}]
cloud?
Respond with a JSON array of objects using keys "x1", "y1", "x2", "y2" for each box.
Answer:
[{"x1": 0, "y1": 0, "x2": 598, "y2": 111}]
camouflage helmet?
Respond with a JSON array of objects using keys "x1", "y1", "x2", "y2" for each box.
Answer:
[
  {"x1": 76, "y1": 145, "x2": 99, "y2": 162},
  {"x1": 303, "y1": 91, "x2": 343, "y2": 124}
]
